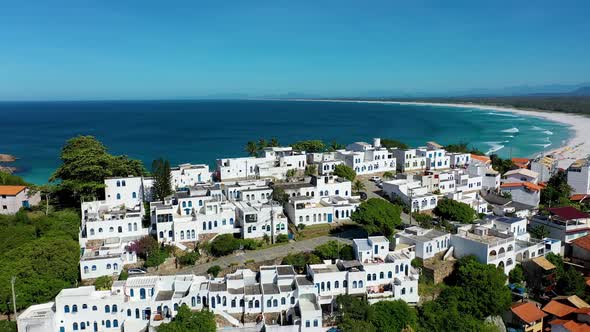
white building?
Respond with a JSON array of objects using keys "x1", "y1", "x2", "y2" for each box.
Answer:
[
  {"x1": 500, "y1": 182, "x2": 542, "y2": 207},
  {"x1": 417, "y1": 142, "x2": 451, "y2": 171},
  {"x1": 482, "y1": 193, "x2": 536, "y2": 218},
  {"x1": 452, "y1": 224, "x2": 547, "y2": 275},
  {"x1": 448, "y1": 152, "x2": 471, "y2": 168},
  {"x1": 80, "y1": 237, "x2": 137, "y2": 280},
  {"x1": 223, "y1": 179, "x2": 273, "y2": 203},
  {"x1": 530, "y1": 206, "x2": 590, "y2": 243},
  {"x1": 467, "y1": 154, "x2": 500, "y2": 191},
  {"x1": 396, "y1": 226, "x2": 451, "y2": 260},
  {"x1": 234, "y1": 200, "x2": 288, "y2": 239},
  {"x1": 307, "y1": 152, "x2": 344, "y2": 175},
  {"x1": 339, "y1": 138, "x2": 396, "y2": 175},
  {"x1": 382, "y1": 179, "x2": 438, "y2": 212},
  {"x1": 445, "y1": 191, "x2": 488, "y2": 214},
  {"x1": 530, "y1": 156, "x2": 558, "y2": 183},
  {"x1": 503, "y1": 169, "x2": 540, "y2": 185},
  {"x1": 216, "y1": 147, "x2": 306, "y2": 181},
  {"x1": 285, "y1": 195, "x2": 359, "y2": 226},
  {"x1": 171, "y1": 163, "x2": 212, "y2": 188},
  {"x1": 568, "y1": 157, "x2": 590, "y2": 195},
  {"x1": 392, "y1": 148, "x2": 428, "y2": 173},
  {"x1": 18, "y1": 236, "x2": 422, "y2": 332},
  {"x1": 0, "y1": 185, "x2": 40, "y2": 214},
  {"x1": 104, "y1": 176, "x2": 153, "y2": 209}
]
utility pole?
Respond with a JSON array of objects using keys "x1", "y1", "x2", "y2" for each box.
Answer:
[
  {"x1": 11, "y1": 276, "x2": 17, "y2": 321},
  {"x1": 408, "y1": 188, "x2": 413, "y2": 226},
  {"x1": 270, "y1": 201, "x2": 275, "y2": 244}
]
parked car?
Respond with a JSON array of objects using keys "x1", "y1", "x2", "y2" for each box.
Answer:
[
  {"x1": 376, "y1": 182, "x2": 383, "y2": 189},
  {"x1": 359, "y1": 192, "x2": 368, "y2": 201},
  {"x1": 128, "y1": 268, "x2": 147, "y2": 275},
  {"x1": 370, "y1": 176, "x2": 381, "y2": 182}
]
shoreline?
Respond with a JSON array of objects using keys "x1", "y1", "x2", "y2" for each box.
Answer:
[{"x1": 288, "y1": 99, "x2": 590, "y2": 169}]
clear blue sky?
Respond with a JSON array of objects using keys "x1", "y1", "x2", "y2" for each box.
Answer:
[{"x1": 1, "y1": 0, "x2": 589, "y2": 100}]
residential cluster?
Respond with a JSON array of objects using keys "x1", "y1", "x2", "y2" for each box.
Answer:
[{"x1": 8, "y1": 138, "x2": 590, "y2": 332}]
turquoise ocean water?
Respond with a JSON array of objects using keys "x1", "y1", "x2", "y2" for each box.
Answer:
[{"x1": 0, "y1": 99, "x2": 571, "y2": 184}]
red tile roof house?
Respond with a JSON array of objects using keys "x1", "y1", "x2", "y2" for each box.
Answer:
[
  {"x1": 571, "y1": 235, "x2": 590, "y2": 269},
  {"x1": 542, "y1": 300, "x2": 590, "y2": 332},
  {"x1": 500, "y1": 182, "x2": 542, "y2": 207},
  {"x1": 530, "y1": 207, "x2": 590, "y2": 243},
  {"x1": 0, "y1": 185, "x2": 41, "y2": 214},
  {"x1": 503, "y1": 301, "x2": 547, "y2": 332}
]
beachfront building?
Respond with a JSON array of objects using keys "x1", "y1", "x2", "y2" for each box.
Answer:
[
  {"x1": 503, "y1": 169, "x2": 540, "y2": 185},
  {"x1": 222, "y1": 179, "x2": 273, "y2": 203},
  {"x1": 396, "y1": 226, "x2": 451, "y2": 260},
  {"x1": 530, "y1": 207, "x2": 590, "y2": 243},
  {"x1": 170, "y1": 163, "x2": 212, "y2": 188},
  {"x1": 151, "y1": 185, "x2": 237, "y2": 245},
  {"x1": 337, "y1": 138, "x2": 396, "y2": 175},
  {"x1": 216, "y1": 146, "x2": 307, "y2": 181},
  {"x1": 18, "y1": 236, "x2": 422, "y2": 332},
  {"x1": 0, "y1": 185, "x2": 40, "y2": 214},
  {"x1": 567, "y1": 157, "x2": 590, "y2": 195},
  {"x1": 452, "y1": 223, "x2": 547, "y2": 275},
  {"x1": 104, "y1": 176, "x2": 153, "y2": 209},
  {"x1": 530, "y1": 156, "x2": 558, "y2": 183},
  {"x1": 468, "y1": 154, "x2": 501, "y2": 190},
  {"x1": 234, "y1": 200, "x2": 288, "y2": 239},
  {"x1": 500, "y1": 182, "x2": 542, "y2": 207},
  {"x1": 392, "y1": 148, "x2": 428, "y2": 173},
  {"x1": 381, "y1": 178, "x2": 438, "y2": 212}
]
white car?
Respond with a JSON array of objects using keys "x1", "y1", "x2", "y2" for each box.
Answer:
[
  {"x1": 370, "y1": 176, "x2": 381, "y2": 182},
  {"x1": 128, "y1": 268, "x2": 147, "y2": 275}
]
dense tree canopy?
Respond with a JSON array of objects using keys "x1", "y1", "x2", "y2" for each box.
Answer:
[
  {"x1": 290, "y1": 140, "x2": 326, "y2": 153},
  {"x1": 281, "y1": 252, "x2": 322, "y2": 273},
  {"x1": 490, "y1": 154, "x2": 515, "y2": 174},
  {"x1": 380, "y1": 138, "x2": 409, "y2": 150},
  {"x1": 351, "y1": 198, "x2": 402, "y2": 237},
  {"x1": 313, "y1": 240, "x2": 355, "y2": 260},
  {"x1": 444, "y1": 142, "x2": 485, "y2": 156},
  {"x1": 50, "y1": 136, "x2": 147, "y2": 205},
  {"x1": 433, "y1": 198, "x2": 477, "y2": 223},
  {"x1": 0, "y1": 171, "x2": 29, "y2": 185},
  {"x1": 546, "y1": 253, "x2": 586, "y2": 297},
  {"x1": 0, "y1": 210, "x2": 80, "y2": 314},
  {"x1": 333, "y1": 164, "x2": 356, "y2": 182},
  {"x1": 369, "y1": 300, "x2": 418, "y2": 332},
  {"x1": 157, "y1": 304, "x2": 216, "y2": 332},
  {"x1": 541, "y1": 170, "x2": 573, "y2": 207}
]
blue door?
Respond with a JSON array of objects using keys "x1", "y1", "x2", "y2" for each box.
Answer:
[
  {"x1": 327, "y1": 214, "x2": 333, "y2": 223},
  {"x1": 22, "y1": 200, "x2": 30, "y2": 208}
]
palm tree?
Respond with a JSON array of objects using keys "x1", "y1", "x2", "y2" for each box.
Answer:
[
  {"x1": 329, "y1": 140, "x2": 345, "y2": 151},
  {"x1": 270, "y1": 137, "x2": 280, "y2": 147},
  {"x1": 245, "y1": 141, "x2": 258, "y2": 156},
  {"x1": 352, "y1": 179, "x2": 366, "y2": 194},
  {"x1": 257, "y1": 139, "x2": 268, "y2": 152}
]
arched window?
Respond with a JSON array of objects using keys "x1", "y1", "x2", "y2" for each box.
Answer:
[
  {"x1": 255, "y1": 300, "x2": 260, "y2": 308},
  {"x1": 82, "y1": 304, "x2": 87, "y2": 309},
  {"x1": 105, "y1": 320, "x2": 111, "y2": 328},
  {"x1": 73, "y1": 322, "x2": 78, "y2": 331},
  {"x1": 208, "y1": 221, "x2": 212, "y2": 229},
  {"x1": 174, "y1": 303, "x2": 179, "y2": 311},
  {"x1": 112, "y1": 304, "x2": 117, "y2": 312},
  {"x1": 335, "y1": 281, "x2": 339, "y2": 288},
  {"x1": 352, "y1": 281, "x2": 358, "y2": 288},
  {"x1": 281, "y1": 297, "x2": 286, "y2": 305},
  {"x1": 107, "y1": 264, "x2": 111, "y2": 269},
  {"x1": 388, "y1": 271, "x2": 392, "y2": 278},
  {"x1": 291, "y1": 297, "x2": 295, "y2": 304},
  {"x1": 191, "y1": 230, "x2": 195, "y2": 239},
  {"x1": 202, "y1": 222, "x2": 206, "y2": 230},
  {"x1": 89, "y1": 228, "x2": 95, "y2": 236},
  {"x1": 188, "y1": 201, "x2": 192, "y2": 207},
  {"x1": 84, "y1": 266, "x2": 89, "y2": 274},
  {"x1": 128, "y1": 223, "x2": 132, "y2": 231},
  {"x1": 130, "y1": 289, "x2": 134, "y2": 297},
  {"x1": 64, "y1": 305, "x2": 70, "y2": 313},
  {"x1": 113, "y1": 319, "x2": 119, "y2": 328},
  {"x1": 168, "y1": 230, "x2": 173, "y2": 238},
  {"x1": 92, "y1": 306, "x2": 97, "y2": 311},
  {"x1": 267, "y1": 299, "x2": 272, "y2": 307},
  {"x1": 135, "y1": 308, "x2": 140, "y2": 319},
  {"x1": 105, "y1": 305, "x2": 110, "y2": 313},
  {"x1": 121, "y1": 180, "x2": 126, "y2": 186},
  {"x1": 229, "y1": 218, "x2": 234, "y2": 225},
  {"x1": 182, "y1": 201, "x2": 186, "y2": 208},
  {"x1": 118, "y1": 226, "x2": 122, "y2": 233},
  {"x1": 72, "y1": 304, "x2": 78, "y2": 312},
  {"x1": 116, "y1": 193, "x2": 121, "y2": 200},
  {"x1": 192, "y1": 297, "x2": 196, "y2": 306},
  {"x1": 133, "y1": 223, "x2": 138, "y2": 231},
  {"x1": 180, "y1": 231, "x2": 184, "y2": 240},
  {"x1": 132, "y1": 191, "x2": 137, "y2": 199},
  {"x1": 127, "y1": 309, "x2": 132, "y2": 316},
  {"x1": 367, "y1": 274, "x2": 372, "y2": 281},
  {"x1": 109, "y1": 227, "x2": 114, "y2": 232},
  {"x1": 159, "y1": 231, "x2": 164, "y2": 238},
  {"x1": 140, "y1": 288, "x2": 146, "y2": 299},
  {"x1": 98, "y1": 228, "x2": 103, "y2": 233},
  {"x1": 214, "y1": 220, "x2": 218, "y2": 227},
  {"x1": 380, "y1": 272, "x2": 384, "y2": 279},
  {"x1": 116, "y1": 181, "x2": 120, "y2": 187}
]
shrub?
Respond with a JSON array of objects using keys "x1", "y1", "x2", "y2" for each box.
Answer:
[
  {"x1": 297, "y1": 223, "x2": 306, "y2": 230},
  {"x1": 334, "y1": 164, "x2": 357, "y2": 181},
  {"x1": 276, "y1": 234, "x2": 289, "y2": 243},
  {"x1": 118, "y1": 269, "x2": 128, "y2": 281},
  {"x1": 94, "y1": 276, "x2": 113, "y2": 290},
  {"x1": 207, "y1": 265, "x2": 221, "y2": 277},
  {"x1": 209, "y1": 234, "x2": 241, "y2": 256},
  {"x1": 178, "y1": 250, "x2": 200, "y2": 266}
]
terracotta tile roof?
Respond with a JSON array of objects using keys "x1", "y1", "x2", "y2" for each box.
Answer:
[
  {"x1": 549, "y1": 207, "x2": 589, "y2": 220},
  {"x1": 554, "y1": 295, "x2": 590, "y2": 309},
  {"x1": 511, "y1": 302, "x2": 547, "y2": 324},
  {"x1": 500, "y1": 182, "x2": 543, "y2": 192},
  {"x1": 572, "y1": 235, "x2": 590, "y2": 252},
  {"x1": 549, "y1": 319, "x2": 590, "y2": 332},
  {"x1": 543, "y1": 300, "x2": 577, "y2": 317},
  {"x1": 471, "y1": 154, "x2": 491, "y2": 164},
  {"x1": 512, "y1": 157, "x2": 531, "y2": 168},
  {"x1": 571, "y1": 194, "x2": 590, "y2": 202},
  {"x1": 0, "y1": 185, "x2": 27, "y2": 196}
]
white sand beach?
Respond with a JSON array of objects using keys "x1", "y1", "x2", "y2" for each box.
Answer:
[{"x1": 291, "y1": 99, "x2": 590, "y2": 169}]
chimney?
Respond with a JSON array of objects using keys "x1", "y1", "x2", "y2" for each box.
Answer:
[{"x1": 373, "y1": 138, "x2": 381, "y2": 148}]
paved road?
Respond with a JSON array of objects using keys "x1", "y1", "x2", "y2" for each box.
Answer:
[
  {"x1": 357, "y1": 175, "x2": 414, "y2": 225},
  {"x1": 169, "y1": 228, "x2": 360, "y2": 276}
]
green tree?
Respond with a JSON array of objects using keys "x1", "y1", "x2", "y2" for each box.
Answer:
[
  {"x1": 352, "y1": 180, "x2": 366, "y2": 194},
  {"x1": 339, "y1": 318, "x2": 377, "y2": 332},
  {"x1": 380, "y1": 138, "x2": 409, "y2": 149},
  {"x1": 157, "y1": 304, "x2": 216, "y2": 332},
  {"x1": 245, "y1": 141, "x2": 258, "y2": 156},
  {"x1": 368, "y1": 300, "x2": 418, "y2": 332},
  {"x1": 433, "y1": 198, "x2": 477, "y2": 223},
  {"x1": 269, "y1": 137, "x2": 280, "y2": 147},
  {"x1": 152, "y1": 158, "x2": 172, "y2": 201},
  {"x1": 271, "y1": 186, "x2": 289, "y2": 204},
  {"x1": 177, "y1": 250, "x2": 200, "y2": 266},
  {"x1": 334, "y1": 164, "x2": 356, "y2": 181},
  {"x1": 304, "y1": 164, "x2": 318, "y2": 176},
  {"x1": 313, "y1": 240, "x2": 342, "y2": 260},
  {"x1": 351, "y1": 198, "x2": 402, "y2": 237},
  {"x1": 541, "y1": 170, "x2": 573, "y2": 207},
  {"x1": 382, "y1": 171, "x2": 394, "y2": 180},
  {"x1": 546, "y1": 252, "x2": 586, "y2": 297},
  {"x1": 529, "y1": 225, "x2": 549, "y2": 239},
  {"x1": 286, "y1": 168, "x2": 297, "y2": 179},
  {"x1": 508, "y1": 264, "x2": 524, "y2": 284},
  {"x1": 328, "y1": 140, "x2": 345, "y2": 151},
  {"x1": 207, "y1": 265, "x2": 221, "y2": 277},
  {"x1": 50, "y1": 136, "x2": 146, "y2": 205},
  {"x1": 448, "y1": 255, "x2": 511, "y2": 319},
  {"x1": 413, "y1": 213, "x2": 433, "y2": 229},
  {"x1": 290, "y1": 140, "x2": 326, "y2": 153},
  {"x1": 281, "y1": 252, "x2": 321, "y2": 273},
  {"x1": 0, "y1": 171, "x2": 29, "y2": 185},
  {"x1": 336, "y1": 294, "x2": 371, "y2": 321},
  {"x1": 257, "y1": 138, "x2": 268, "y2": 152},
  {"x1": 94, "y1": 276, "x2": 113, "y2": 290},
  {"x1": 208, "y1": 234, "x2": 240, "y2": 256},
  {"x1": 490, "y1": 154, "x2": 515, "y2": 174},
  {"x1": 444, "y1": 142, "x2": 486, "y2": 156}
]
